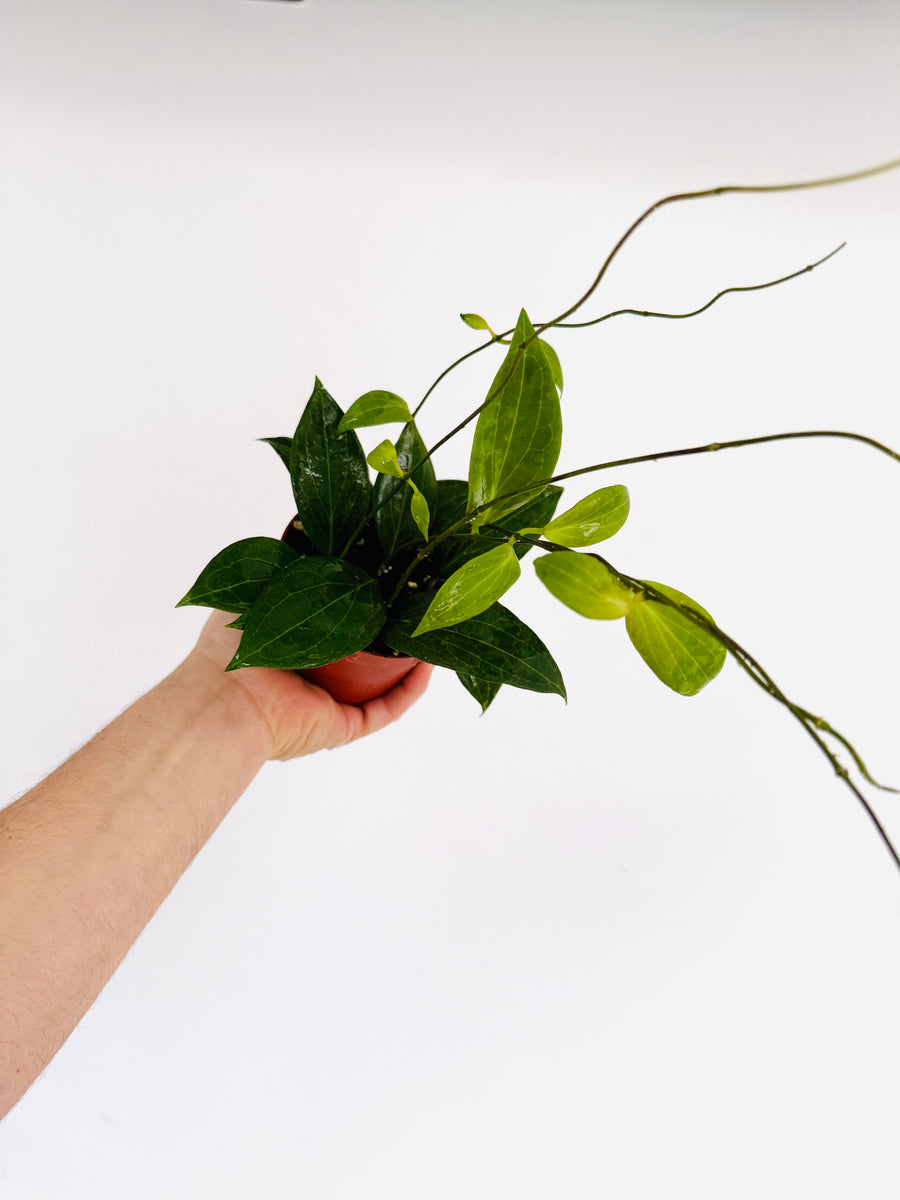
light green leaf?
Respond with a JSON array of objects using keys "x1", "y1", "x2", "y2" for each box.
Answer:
[
  {"x1": 413, "y1": 542, "x2": 521, "y2": 636},
  {"x1": 534, "y1": 551, "x2": 637, "y2": 619},
  {"x1": 538, "y1": 338, "x2": 563, "y2": 394},
  {"x1": 430, "y1": 483, "x2": 563, "y2": 578},
  {"x1": 367, "y1": 439, "x2": 405, "y2": 478},
  {"x1": 539, "y1": 485, "x2": 630, "y2": 547},
  {"x1": 467, "y1": 308, "x2": 562, "y2": 531},
  {"x1": 372, "y1": 421, "x2": 438, "y2": 554},
  {"x1": 625, "y1": 581, "x2": 727, "y2": 696},
  {"x1": 408, "y1": 479, "x2": 431, "y2": 540},
  {"x1": 460, "y1": 313, "x2": 494, "y2": 333},
  {"x1": 338, "y1": 390, "x2": 413, "y2": 433}
]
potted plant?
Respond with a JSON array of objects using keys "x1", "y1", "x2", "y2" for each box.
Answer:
[{"x1": 178, "y1": 157, "x2": 900, "y2": 868}]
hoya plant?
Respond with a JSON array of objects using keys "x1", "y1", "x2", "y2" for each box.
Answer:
[{"x1": 179, "y1": 157, "x2": 900, "y2": 871}]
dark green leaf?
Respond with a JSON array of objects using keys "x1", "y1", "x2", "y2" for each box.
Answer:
[
  {"x1": 534, "y1": 551, "x2": 637, "y2": 619},
  {"x1": 414, "y1": 542, "x2": 521, "y2": 635},
  {"x1": 338, "y1": 390, "x2": 412, "y2": 433},
  {"x1": 625, "y1": 581, "x2": 727, "y2": 697},
  {"x1": 432, "y1": 479, "x2": 469, "y2": 531},
  {"x1": 176, "y1": 537, "x2": 298, "y2": 612},
  {"x1": 538, "y1": 485, "x2": 630, "y2": 547},
  {"x1": 467, "y1": 308, "x2": 562, "y2": 530},
  {"x1": 431, "y1": 484, "x2": 563, "y2": 578},
  {"x1": 289, "y1": 378, "x2": 372, "y2": 556},
  {"x1": 373, "y1": 421, "x2": 438, "y2": 554},
  {"x1": 259, "y1": 436, "x2": 293, "y2": 472},
  {"x1": 227, "y1": 557, "x2": 386, "y2": 671},
  {"x1": 383, "y1": 595, "x2": 566, "y2": 698},
  {"x1": 456, "y1": 672, "x2": 502, "y2": 713}
]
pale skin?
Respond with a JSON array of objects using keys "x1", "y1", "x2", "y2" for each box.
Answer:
[{"x1": 0, "y1": 611, "x2": 433, "y2": 1119}]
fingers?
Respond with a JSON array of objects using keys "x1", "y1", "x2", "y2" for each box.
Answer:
[
  {"x1": 191, "y1": 611, "x2": 436, "y2": 757},
  {"x1": 354, "y1": 662, "x2": 435, "y2": 737}
]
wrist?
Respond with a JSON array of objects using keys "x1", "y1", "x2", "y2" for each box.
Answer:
[{"x1": 177, "y1": 649, "x2": 277, "y2": 768}]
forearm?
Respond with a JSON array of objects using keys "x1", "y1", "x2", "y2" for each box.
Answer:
[{"x1": 0, "y1": 653, "x2": 272, "y2": 1117}]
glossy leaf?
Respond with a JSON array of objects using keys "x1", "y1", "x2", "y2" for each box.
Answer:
[
  {"x1": 538, "y1": 338, "x2": 563, "y2": 394},
  {"x1": 373, "y1": 421, "x2": 439, "y2": 554},
  {"x1": 538, "y1": 485, "x2": 630, "y2": 547},
  {"x1": 431, "y1": 483, "x2": 563, "y2": 578},
  {"x1": 625, "y1": 581, "x2": 727, "y2": 697},
  {"x1": 467, "y1": 309, "x2": 562, "y2": 530},
  {"x1": 486, "y1": 486, "x2": 564, "y2": 557},
  {"x1": 460, "y1": 312, "x2": 493, "y2": 332},
  {"x1": 176, "y1": 537, "x2": 298, "y2": 612},
  {"x1": 367, "y1": 439, "x2": 404, "y2": 477},
  {"x1": 338, "y1": 390, "x2": 412, "y2": 433},
  {"x1": 227, "y1": 557, "x2": 386, "y2": 671},
  {"x1": 259, "y1": 436, "x2": 292, "y2": 472},
  {"x1": 432, "y1": 478, "x2": 470, "y2": 532},
  {"x1": 456, "y1": 672, "x2": 502, "y2": 713},
  {"x1": 383, "y1": 595, "x2": 566, "y2": 698},
  {"x1": 289, "y1": 378, "x2": 371, "y2": 557},
  {"x1": 534, "y1": 551, "x2": 637, "y2": 619},
  {"x1": 408, "y1": 480, "x2": 431, "y2": 540},
  {"x1": 413, "y1": 542, "x2": 521, "y2": 635}
]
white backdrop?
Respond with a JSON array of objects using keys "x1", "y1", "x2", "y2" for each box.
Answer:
[{"x1": 3, "y1": 1, "x2": 900, "y2": 1196}]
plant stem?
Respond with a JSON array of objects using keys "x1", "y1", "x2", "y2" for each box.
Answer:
[
  {"x1": 554, "y1": 244, "x2": 845, "y2": 329},
  {"x1": 384, "y1": 425, "x2": 900, "y2": 603},
  {"x1": 514, "y1": 530, "x2": 900, "y2": 874},
  {"x1": 622, "y1": 571, "x2": 900, "y2": 877},
  {"x1": 353, "y1": 159, "x2": 900, "y2": 569},
  {"x1": 384, "y1": 511, "x2": 475, "y2": 606},
  {"x1": 411, "y1": 338, "x2": 501, "y2": 420},
  {"x1": 459, "y1": 429, "x2": 900, "y2": 525},
  {"x1": 542, "y1": 429, "x2": 900, "y2": 488},
  {"x1": 415, "y1": 155, "x2": 900, "y2": 434},
  {"x1": 407, "y1": 243, "x2": 846, "y2": 468},
  {"x1": 536, "y1": 156, "x2": 900, "y2": 335},
  {"x1": 347, "y1": 239, "x2": 852, "y2": 557},
  {"x1": 792, "y1": 706, "x2": 899, "y2": 794}
]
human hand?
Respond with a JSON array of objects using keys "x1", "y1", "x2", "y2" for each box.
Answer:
[{"x1": 188, "y1": 610, "x2": 434, "y2": 761}]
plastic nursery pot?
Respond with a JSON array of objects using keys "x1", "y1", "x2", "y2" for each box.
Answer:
[{"x1": 280, "y1": 517, "x2": 418, "y2": 704}]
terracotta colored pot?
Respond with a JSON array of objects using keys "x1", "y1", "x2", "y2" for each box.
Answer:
[
  {"x1": 296, "y1": 650, "x2": 419, "y2": 704},
  {"x1": 281, "y1": 516, "x2": 418, "y2": 704}
]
